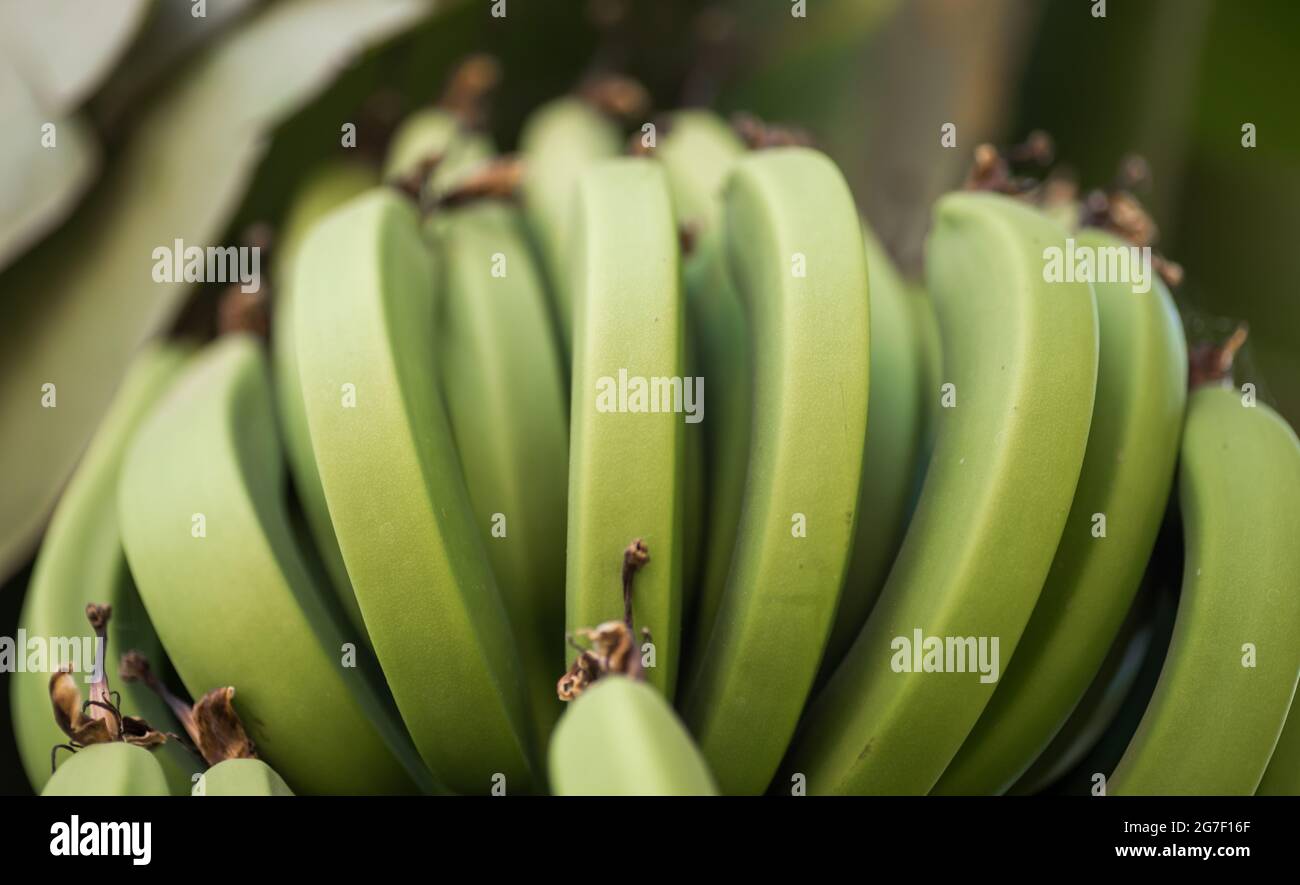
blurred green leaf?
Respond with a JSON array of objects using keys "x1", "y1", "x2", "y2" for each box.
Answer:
[
  {"x1": 93, "y1": 0, "x2": 265, "y2": 132},
  {"x1": 0, "y1": 0, "x2": 439, "y2": 584},
  {"x1": 0, "y1": 59, "x2": 99, "y2": 270},
  {"x1": 0, "y1": 0, "x2": 153, "y2": 114}
]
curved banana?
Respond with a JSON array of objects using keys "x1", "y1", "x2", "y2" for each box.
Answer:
[
  {"x1": 384, "y1": 107, "x2": 491, "y2": 194},
  {"x1": 11, "y1": 342, "x2": 191, "y2": 793},
  {"x1": 656, "y1": 111, "x2": 750, "y2": 659},
  {"x1": 272, "y1": 160, "x2": 377, "y2": 643},
  {"x1": 817, "y1": 223, "x2": 927, "y2": 679},
  {"x1": 785, "y1": 191, "x2": 1098, "y2": 795},
  {"x1": 294, "y1": 190, "x2": 538, "y2": 793},
  {"x1": 549, "y1": 676, "x2": 718, "y2": 796},
  {"x1": 1109, "y1": 387, "x2": 1300, "y2": 795},
  {"x1": 680, "y1": 147, "x2": 870, "y2": 795},
  {"x1": 934, "y1": 227, "x2": 1187, "y2": 795},
  {"x1": 41, "y1": 742, "x2": 170, "y2": 797},
  {"x1": 118, "y1": 335, "x2": 431, "y2": 795},
  {"x1": 909, "y1": 281, "x2": 943, "y2": 490},
  {"x1": 566, "y1": 159, "x2": 684, "y2": 697},
  {"x1": 196, "y1": 758, "x2": 295, "y2": 796},
  {"x1": 1259, "y1": 703, "x2": 1300, "y2": 794},
  {"x1": 518, "y1": 96, "x2": 622, "y2": 345},
  {"x1": 432, "y1": 199, "x2": 569, "y2": 745},
  {"x1": 1009, "y1": 588, "x2": 1155, "y2": 795}
]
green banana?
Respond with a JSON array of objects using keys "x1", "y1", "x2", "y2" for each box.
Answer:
[
  {"x1": 549, "y1": 676, "x2": 718, "y2": 796},
  {"x1": 272, "y1": 159, "x2": 377, "y2": 644},
  {"x1": 196, "y1": 758, "x2": 295, "y2": 796},
  {"x1": 518, "y1": 96, "x2": 622, "y2": 345},
  {"x1": 1109, "y1": 387, "x2": 1300, "y2": 795},
  {"x1": 432, "y1": 199, "x2": 569, "y2": 745},
  {"x1": 566, "y1": 158, "x2": 684, "y2": 697},
  {"x1": 11, "y1": 342, "x2": 194, "y2": 793},
  {"x1": 817, "y1": 223, "x2": 928, "y2": 680},
  {"x1": 41, "y1": 742, "x2": 170, "y2": 797},
  {"x1": 785, "y1": 191, "x2": 1098, "y2": 795},
  {"x1": 655, "y1": 111, "x2": 751, "y2": 661},
  {"x1": 908, "y1": 280, "x2": 943, "y2": 492},
  {"x1": 383, "y1": 107, "x2": 494, "y2": 203},
  {"x1": 118, "y1": 335, "x2": 431, "y2": 795},
  {"x1": 934, "y1": 227, "x2": 1187, "y2": 795},
  {"x1": 1259, "y1": 699, "x2": 1300, "y2": 794},
  {"x1": 294, "y1": 189, "x2": 538, "y2": 793},
  {"x1": 1045, "y1": 577, "x2": 1178, "y2": 795},
  {"x1": 680, "y1": 147, "x2": 870, "y2": 795},
  {"x1": 1009, "y1": 588, "x2": 1155, "y2": 795}
]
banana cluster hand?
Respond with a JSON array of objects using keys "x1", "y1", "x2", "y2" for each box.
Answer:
[{"x1": 17, "y1": 75, "x2": 1300, "y2": 799}]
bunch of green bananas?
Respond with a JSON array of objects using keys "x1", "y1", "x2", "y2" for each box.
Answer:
[{"x1": 10, "y1": 86, "x2": 1300, "y2": 798}]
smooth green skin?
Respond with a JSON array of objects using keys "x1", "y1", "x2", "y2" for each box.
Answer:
[
  {"x1": 41, "y1": 743, "x2": 169, "y2": 797},
  {"x1": 566, "y1": 160, "x2": 685, "y2": 697},
  {"x1": 382, "y1": 108, "x2": 462, "y2": 183},
  {"x1": 383, "y1": 107, "x2": 494, "y2": 207},
  {"x1": 518, "y1": 97, "x2": 622, "y2": 347},
  {"x1": 1010, "y1": 592, "x2": 1154, "y2": 795},
  {"x1": 12, "y1": 342, "x2": 194, "y2": 793},
  {"x1": 197, "y1": 758, "x2": 295, "y2": 796},
  {"x1": 909, "y1": 283, "x2": 943, "y2": 481},
  {"x1": 818, "y1": 224, "x2": 927, "y2": 680},
  {"x1": 433, "y1": 201, "x2": 569, "y2": 748},
  {"x1": 1260, "y1": 698, "x2": 1300, "y2": 794},
  {"x1": 1110, "y1": 388, "x2": 1300, "y2": 795},
  {"x1": 786, "y1": 192, "x2": 1098, "y2": 795},
  {"x1": 934, "y1": 228, "x2": 1187, "y2": 795},
  {"x1": 118, "y1": 336, "x2": 430, "y2": 795},
  {"x1": 549, "y1": 677, "x2": 718, "y2": 796},
  {"x1": 272, "y1": 160, "x2": 377, "y2": 644},
  {"x1": 295, "y1": 191, "x2": 537, "y2": 794},
  {"x1": 656, "y1": 112, "x2": 752, "y2": 663},
  {"x1": 680, "y1": 148, "x2": 870, "y2": 795}
]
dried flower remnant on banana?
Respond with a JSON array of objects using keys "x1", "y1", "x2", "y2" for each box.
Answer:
[
  {"x1": 48, "y1": 604, "x2": 169, "y2": 769},
  {"x1": 121, "y1": 651, "x2": 258, "y2": 766},
  {"x1": 965, "y1": 137, "x2": 1185, "y2": 291},
  {"x1": 558, "y1": 539, "x2": 654, "y2": 701}
]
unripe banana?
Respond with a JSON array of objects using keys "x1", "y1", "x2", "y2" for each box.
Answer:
[
  {"x1": 934, "y1": 227, "x2": 1187, "y2": 795},
  {"x1": 118, "y1": 335, "x2": 431, "y2": 795},
  {"x1": 1259, "y1": 705, "x2": 1300, "y2": 794},
  {"x1": 680, "y1": 147, "x2": 870, "y2": 795},
  {"x1": 519, "y1": 96, "x2": 622, "y2": 344},
  {"x1": 566, "y1": 159, "x2": 684, "y2": 697},
  {"x1": 1009, "y1": 586, "x2": 1155, "y2": 795},
  {"x1": 817, "y1": 223, "x2": 927, "y2": 680},
  {"x1": 549, "y1": 676, "x2": 718, "y2": 796},
  {"x1": 41, "y1": 743, "x2": 170, "y2": 797},
  {"x1": 384, "y1": 107, "x2": 496, "y2": 213},
  {"x1": 432, "y1": 199, "x2": 569, "y2": 745},
  {"x1": 196, "y1": 758, "x2": 295, "y2": 796},
  {"x1": 1044, "y1": 579, "x2": 1179, "y2": 795},
  {"x1": 1109, "y1": 388, "x2": 1300, "y2": 795},
  {"x1": 655, "y1": 111, "x2": 751, "y2": 659},
  {"x1": 385, "y1": 109, "x2": 460, "y2": 180},
  {"x1": 11, "y1": 342, "x2": 193, "y2": 793},
  {"x1": 294, "y1": 190, "x2": 538, "y2": 793},
  {"x1": 786, "y1": 191, "x2": 1098, "y2": 795},
  {"x1": 272, "y1": 160, "x2": 377, "y2": 644}
]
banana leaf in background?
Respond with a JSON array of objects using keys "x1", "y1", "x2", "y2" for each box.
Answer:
[
  {"x1": 0, "y1": 0, "x2": 441, "y2": 585},
  {"x1": 1013, "y1": 0, "x2": 1299, "y2": 428},
  {"x1": 0, "y1": 59, "x2": 99, "y2": 270},
  {"x1": 92, "y1": 0, "x2": 265, "y2": 132},
  {"x1": 0, "y1": 0, "x2": 153, "y2": 115}
]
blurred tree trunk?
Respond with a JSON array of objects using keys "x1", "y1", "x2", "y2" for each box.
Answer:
[{"x1": 856, "y1": 0, "x2": 1041, "y2": 276}]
